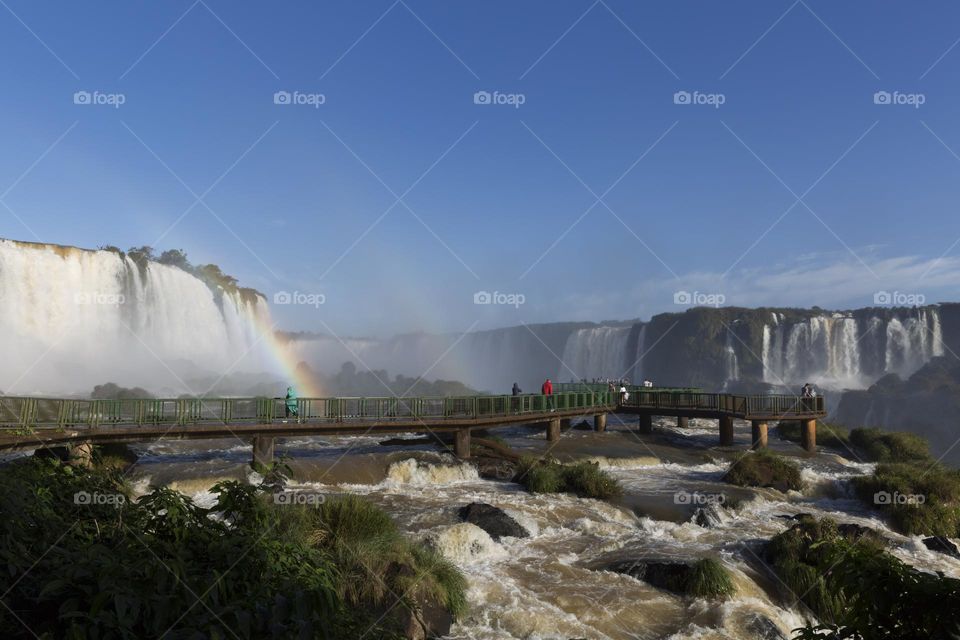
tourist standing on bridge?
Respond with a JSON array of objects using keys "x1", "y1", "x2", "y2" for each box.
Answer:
[
  {"x1": 541, "y1": 378, "x2": 554, "y2": 411},
  {"x1": 512, "y1": 382, "x2": 522, "y2": 396},
  {"x1": 285, "y1": 386, "x2": 299, "y2": 421}
]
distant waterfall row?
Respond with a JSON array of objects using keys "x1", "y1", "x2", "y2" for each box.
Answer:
[
  {"x1": 761, "y1": 309, "x2": 943, "y2": 389},
  {"x1": 0, "y1": 240, "x2": 273, "y2": 394}
]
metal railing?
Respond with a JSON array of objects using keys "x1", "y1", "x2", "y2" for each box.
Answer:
[
  {"x1": 554, "y1": 382, "x2": 703, "y2": 394},
  {"x1": 0, "y1": 390, "x2": 617, "y2": 430},
  {"x1": 619, "y1": 391, "x2": 824, "y2": 418}
]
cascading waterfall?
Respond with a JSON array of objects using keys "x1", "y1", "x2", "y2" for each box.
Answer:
[
  {"x1": 557, "y1": 326, "x2": 632, "y2": 381},
  {"x1": 0, "y1": 240, "x2": 273, "y2": 394},
  {"x1": 762, "y1": 308, "x2": 943, "y2": 389},
  {"x1": 723, "y1": 329, "x2": 739, "y2": 388}
]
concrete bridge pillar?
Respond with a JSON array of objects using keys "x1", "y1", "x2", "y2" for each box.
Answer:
[
  {"x1": 546, "y1": 418, "x2": 561, "y2": 442},
  {"x1": 638, "y1": 414, "x2": 653, "y2": 434},
  {"x1": 801, "y1": 419, "x2": 816, "y2": 452},
  {"x1": 68, "y1": 442, "x2": 94, "y2": 468},
  {"x1": 751, "y1": 421, "x2": 768, "y2": 449},
  {"x1": 677, "y1": 417, "x2": 689, "y2": 429},
  {"x1": 252, "y1": 436, "x2": 275, "y2": 469},
  {"x1": 594, "y1": 413, "x2": 607, "y2": 433},
  {"x1": 454, "y1": 429, "x2": 471, "y2": 459},
  {"x1": 719, "y1": 416, "x2": 734, "y2": 446}
]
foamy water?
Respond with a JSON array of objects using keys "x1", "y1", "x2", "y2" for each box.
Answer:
[{"x1": 125, "y1": 423, "x2": 960, "y2": 639}]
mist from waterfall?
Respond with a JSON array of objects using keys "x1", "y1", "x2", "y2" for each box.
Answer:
[
  {"x1": 0, "y1": 240, "x2": 274, "y2": 395},
  {"x1": 556, "y1": 326, "x2": 632, "y2": 381}
]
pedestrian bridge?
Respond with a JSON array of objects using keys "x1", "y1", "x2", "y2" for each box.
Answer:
[{"x1": 0, "y1": 385, "x2": 825, "y2": 465}]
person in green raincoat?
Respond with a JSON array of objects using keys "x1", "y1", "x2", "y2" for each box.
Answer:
[{"x1": 284, "y1": 386, "x2": 298, "y2": 419}]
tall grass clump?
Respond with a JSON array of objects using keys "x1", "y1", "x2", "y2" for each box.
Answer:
[
  {"x1": 685, "y1": 558, "x2": 736, "y2": 598},
  {"x1": 515, "y1": 457, "x2": 621, "y2": 499},
  {"x1": 311, "y1": 495, "x2": 468, "y2": 618},
  {"x1": 851, "y1": 462, "x2": 960, "y2": 536}
]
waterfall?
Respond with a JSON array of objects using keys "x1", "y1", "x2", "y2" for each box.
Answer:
[
  {"x1": 723, "y1": 329, "x2": 739, "y2": 388},
  {"x1": 762, "y1": 308, "x2": 942, "y2": 389},
  {"x1": 0, "y1": 240, "x2": 273, "y2": 394},
  {"x1": 557, "y1": 326, "x2": 632, "y2": 381}
]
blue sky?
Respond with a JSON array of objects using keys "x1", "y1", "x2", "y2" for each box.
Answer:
[{"x1": 3, "y1": 0, "x2": 960, "y2": 336}]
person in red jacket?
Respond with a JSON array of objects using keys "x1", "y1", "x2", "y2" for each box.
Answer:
[{"x1": 541, "y1": 378, "x2": 554, "y2": 411}]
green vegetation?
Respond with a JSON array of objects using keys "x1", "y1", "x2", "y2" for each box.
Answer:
[
  {"x1": 768, "y1": 517, "x2": 960, "y2": 639},
  {"x1": 0, "y1": 457, "x2": 466, "y2": 638},
  {"x1": 778, "y1": 423, "x2": 932, "y2": 463},
  {"x1": 785, "y1": 425, "x2": 960, "y2": 537},
  {"x1": 684, "y1": 558, "x2": 736, "y2": 598},
  {"x1": 515, "y1": 457, "x2": 622, "y2": 499},
  {"x1": 851, "y1": 462, "x2": 960, "y2": 536},
  {"x1": 848, "y1": 427, "x2": 931, "y2": 463},
  {"x1": 723, "y1": 449, "x2": 803, "y2": 492},
  {"x1": 104, "y1": 245, "x2": 264, "y2": 303}
]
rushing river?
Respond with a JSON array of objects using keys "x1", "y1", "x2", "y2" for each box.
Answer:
[{"x1": 126, "y1": 416, "x2": 960, "y2": 640}]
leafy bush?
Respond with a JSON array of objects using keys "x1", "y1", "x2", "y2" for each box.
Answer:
[
  {"x1": 723, "y1": 450, "x2": 803, "y2": 492},
  {"x1": 0, "y1": 458, "x2": 465, "y2": 638},
  {"x1": 515, "y1": 457, "x2": 622, "y2": 499},
  {"x1": 769, "y1": 517, "x2": 960, "y2": 639},
  {"x1": 851, "y1": 462, "x2": 960, "y2": 536}
]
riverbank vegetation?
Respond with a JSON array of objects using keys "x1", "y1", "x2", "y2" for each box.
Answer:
[
  {"x1": 0, "y1": 456, "x2": 466, "y2": 639},
  {"x1": 767, "y1": 516, "x2": 960, "y2": 639},
  {"x1": 777, "y1": 422, "x2": 931, "y2": 464},
  {"x1": 515, "y1": 457, "x2": 622, "y2": 499},
  {"x1": 723, "y1": 450, "x2": 803, "y2": 492}
]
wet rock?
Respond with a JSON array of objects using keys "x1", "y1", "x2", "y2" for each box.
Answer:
[
  {"x1": 923, "y1": 535, "x2": 960, "y2": 559},
  {"x1": 743, "y1": 613, "x2": 788, "y2": 640},
  {"x1": 458, "y1": 502, "x2": 528, "y2": 541},
  {"x1": 837, "y1": 522, "x2": 876, "y2": 541},
  {"x1": 470, "y1": 457, "x2": 517, "y2": 482},
  {"x1": 572, "y1": 420, "x2": 594, "y2": 431},
  {"x1": 694, "y1": 508, "x2": 713, "y2": 527},
  {"x1": 606, "y1": 560, "x2": 690, "y2": 594},
  {"x1": 776, "y1": 512, "x2": 813, "y2": 521},
  {"x1": 391, "y1": 564, "x2": 453, "y2": 639}
]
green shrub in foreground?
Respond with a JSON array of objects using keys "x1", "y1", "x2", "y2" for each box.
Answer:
[
  {"x1": 0, "y1": 458, "x2": 467, "y2": 639},
  {"x1": 769, "y1": 517, "x2": 960, "y2": 640}
]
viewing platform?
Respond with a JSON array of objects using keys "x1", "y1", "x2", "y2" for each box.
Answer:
[{"x1": 0, "y1": 385, "x2": 826, "y2": 465}]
